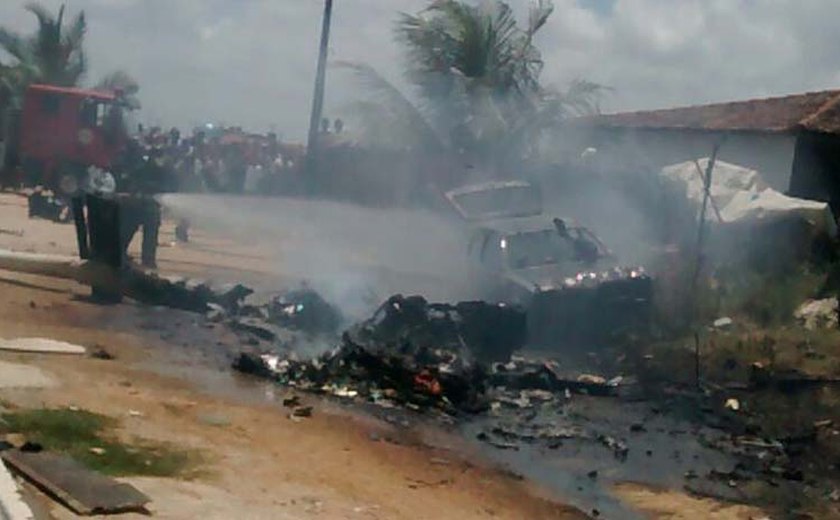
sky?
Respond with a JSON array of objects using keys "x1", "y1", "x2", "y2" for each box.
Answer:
[{"x1": 2, "y1": 0, "x2": 840, "y2": 140}]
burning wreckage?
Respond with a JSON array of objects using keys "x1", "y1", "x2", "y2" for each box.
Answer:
[
  {"x1": 234, "y1": 294, "x2": 528, "y2": 414},
  {"x1": 230, "y1": 181, "x2": 651, "y2": 417},
  {"x1": 233, "y1": 292, "x2": 629, "y2": 411}
]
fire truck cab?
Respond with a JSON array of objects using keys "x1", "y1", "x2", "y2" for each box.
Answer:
[{"x1": 3, "y1": 84, "x2": 127, "y2": 194}]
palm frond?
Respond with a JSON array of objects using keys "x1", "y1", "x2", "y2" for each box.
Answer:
[
  {"x1": 333, "y1": 60, "x2": 444, "y2": 152},
  {"x1": 24, "y1": 2, "x2": 57, "y2": 29},
  {"x1": 0, "y1": 29, "x2": 31, "y2": 64},
  {"x1": 562, "y1": 79, "x2": 610, "y2": 116},
  {"x1": 64, "y1": 11, "x2": 86, "y2": 51},
  {"x1": 63, "y1": 50, "x2": 85, "y2": 85},
  {"x1": 527, "y1": 0, "x2": 554, "y2": 37}
]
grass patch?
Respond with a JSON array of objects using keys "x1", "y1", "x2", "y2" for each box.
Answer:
[
  {"x1": 1, "y1": 408, "x2": 201, "y2": 477},
  {"x1": 718, "y1": 269, "x2": 827, "y2": 326}
]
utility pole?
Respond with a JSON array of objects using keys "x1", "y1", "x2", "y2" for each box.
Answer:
[
  {"x1": 689, "y1": 139, "x2": 724, "y2": 390},
  {"x1": 305, "y1": 0, "x2": 334, "y2": 191}
]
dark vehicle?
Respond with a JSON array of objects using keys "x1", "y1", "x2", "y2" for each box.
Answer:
[{"x1": 449, "y1": 181, "x2": 652, "y2": 347}]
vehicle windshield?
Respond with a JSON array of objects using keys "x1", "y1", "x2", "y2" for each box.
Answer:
[{"x1": 505, "y1": 228, "x2": 603, "y2": 269}]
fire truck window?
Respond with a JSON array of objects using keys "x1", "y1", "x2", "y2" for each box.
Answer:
[
  {"x1": 80, "y1": 100, "x2": 97, "y2": 127},
  {"x1": 96, "y1": 103, "x2": 107, "y2": 127},
  {"x1": 79, "y1": 100, "x2": 106, "y2": 127},
  {"x1": 40, "y1": 94, "x2": 61, "y2": 115}
]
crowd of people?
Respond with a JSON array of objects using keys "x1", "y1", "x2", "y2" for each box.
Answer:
[{"x1": 128, "y1": 122, "x2": 319, "y2": 196}]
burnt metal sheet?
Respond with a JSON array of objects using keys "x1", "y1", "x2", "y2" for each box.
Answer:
[{"x1": 1, "y1": 451, "x2": 150, "y2": 515}]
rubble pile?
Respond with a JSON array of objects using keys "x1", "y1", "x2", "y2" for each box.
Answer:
[
  {"x1": 234, "y1": 295, "x2": 527, "y2": 414},
  {"x1": 206, "y1": 286, "x2": 346, "y2": 350}
]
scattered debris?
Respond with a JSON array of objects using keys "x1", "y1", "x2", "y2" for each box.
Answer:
[
  {"x1": 794, "y1": 297, "x2": 839, "y2": 330},
  {"x1": 724, "y1": 398, "x2": 741, "y2": 412},
  {"x1": 89, "y1": 346, "x2": 115, "y2": 360},
  {"x1": 577, "y1": 374, "x2": 607, "y2": 385},
  {"x1": 1, "y1": 450, "x2": 151, "y2": 515},
  {"x1": 488, "y1": 358, "x2": 619, "y2": 397},
  {"x1": 712, "y1": 317, "x2": 733, "y2": 329},
  {"x1": 267, "y1": 287, "x2": 343, "y2": 335},
  {"x1": 282, "y1": 395, "x2": 301, "y2": 408},
  {"x1": 233, "y1": 352, "x2": 276, "y2": 379},
  {"x1": 4, "y1": 434, "x2": 26, "y2": 449},
  {"x1": 88, "y1": 447, "x2": 106, "y2": 456},
  {"x1": 229, "y1": 317, "x2": 278, "y2": 342},
  {"x1": 291, "y1": 406, "x2": 313, "y2": 418},
  {"x1": 205, "y1": 303, "x2": 226, "y2": 323},
  {"x1": 597, "y1": 434, "x2": 629, "y2": 460}
]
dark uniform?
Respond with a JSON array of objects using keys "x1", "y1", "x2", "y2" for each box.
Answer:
[{"x1": 71, "y1": 146, "x2": 176, "y2": 302}]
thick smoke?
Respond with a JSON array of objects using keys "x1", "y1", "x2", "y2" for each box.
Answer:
[{"x1": 158, "y1": 194, "x2": 476, "y2": 320}]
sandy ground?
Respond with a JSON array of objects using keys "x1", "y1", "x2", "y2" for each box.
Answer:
[{"x1": 0, "y1": 192, "x2": 770, "y2": 519}]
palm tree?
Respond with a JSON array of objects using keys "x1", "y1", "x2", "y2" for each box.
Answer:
[
  {"x1": 338, "y1": 0, "x2": 604, "y2": 176},
  {"x1": 0, "y1": 3, "x2": 141, "y2": 113},
  {"x1": 396, "y1": 0, "x2": 550, "y2": 122},
  {"x1": 0, "y1": 3, "x2": 87, "y2": 102}
]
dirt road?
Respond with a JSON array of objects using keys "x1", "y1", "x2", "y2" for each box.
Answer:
[{"x1": 0, "y1": 193, "x2": 768, "y2": 519}]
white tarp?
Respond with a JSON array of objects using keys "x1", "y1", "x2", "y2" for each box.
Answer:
[{"x1": 660, "y1": 158, "x2": 837, "y2": 236}]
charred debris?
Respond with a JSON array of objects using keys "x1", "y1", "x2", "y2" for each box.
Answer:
[{"x1": 227, "y1": 289, "x2": 627, "y2": 413}]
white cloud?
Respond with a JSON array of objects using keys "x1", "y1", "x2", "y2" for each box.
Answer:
[{"x1": 1, "y1": 0, "x2": 839, "y2": 139}]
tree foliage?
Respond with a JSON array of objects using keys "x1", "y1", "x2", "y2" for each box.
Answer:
[
  {"x1": 0, "y1": 2, "x2": 87, "y2": 104},
  {"x1": 340, "y1": 0, "x2": 605, "y2": 175},
  {"x1": 0, "y1": 3, "x2": 140, "y2": 110}
]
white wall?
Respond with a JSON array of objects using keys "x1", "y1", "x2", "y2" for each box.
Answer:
[{"x1": 585, "y1": 129, "x2": 798, "y2": 192}]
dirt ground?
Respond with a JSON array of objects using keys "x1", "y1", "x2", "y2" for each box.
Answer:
[{"x1": 0, "y1": 193, "x2": 770, "y2": 519}]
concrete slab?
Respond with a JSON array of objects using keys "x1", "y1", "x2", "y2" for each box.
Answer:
[
  {"x1": 0, "y1": 362, "x2": 56, "y2": 389},
  {"x1": 0, "y1": 459, "x2": 34, "y2": 520},
  {"x1": 0, "y1": 338, "x2": 85, "y2": 355},
  {"x1": 1, "y1": 451, "x2": 150, "y2": 515}
]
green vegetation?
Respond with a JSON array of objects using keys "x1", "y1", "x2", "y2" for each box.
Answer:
[
  {"x1": 0, "y1": 3, "x2": 87, "y2": 96},
  {"x1": 0, "y1": 2, "x2": 139, "y2": 110},
  {"x1": 725, "y1": 270, "x2": 826, "y2": 326},
  {"x1": 340, "y1": 0, "x2": 604, "y2": 172},
  {"x1": 1, "y1": 408, "x2": 201, "y2": 477}
]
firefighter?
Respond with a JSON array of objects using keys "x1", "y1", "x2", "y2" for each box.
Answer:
[
  {"x1": 119, "y1": 193, "x2": 161, "y2": 268},
  {"x1": 117, "y1": 147, "x2": 175, "y2": 268}
]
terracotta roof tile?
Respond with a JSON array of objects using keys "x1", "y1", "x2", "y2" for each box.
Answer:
[{"x1": 581, "y1": 90, "x2": 840, "y2": 134}]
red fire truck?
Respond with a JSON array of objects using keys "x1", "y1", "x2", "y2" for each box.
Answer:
[{"x1": 2, "y1": 84, "x2": 128, "y2": 194}]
